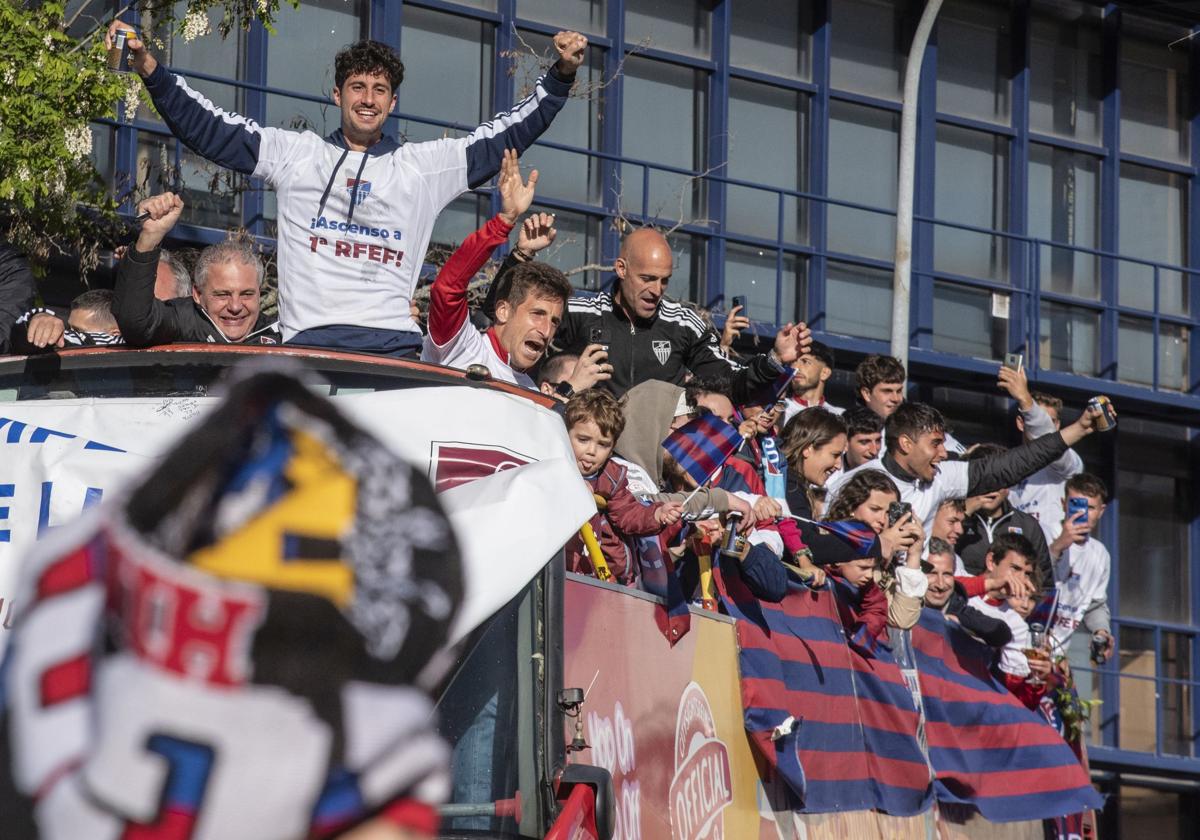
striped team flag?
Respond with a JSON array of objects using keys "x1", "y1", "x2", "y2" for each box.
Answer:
[
  {"x1": 810, "y1": 519, "x2": 878, "y2": 557},
  {"x1": 714, "y1": 560, "x2": 934, "y2": 816},
  {"x1": 662, "y1": 413, "x2": 744, "y2": 487},
  {"x1": 909, "y1": 609, "x2": 1104, "y2": 821}
]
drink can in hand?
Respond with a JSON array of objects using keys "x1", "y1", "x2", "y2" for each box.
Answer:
[
  {"x1": 107, "y1": 29, "x2": 131, "y2": 72},
  {"x1": 1088, "y1": 395, "x2": 1116, "y2": 431}
]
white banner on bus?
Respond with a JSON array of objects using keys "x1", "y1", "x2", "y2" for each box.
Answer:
[{"x1": 0, "y1": 387, "x2": 593, "y2": 651}]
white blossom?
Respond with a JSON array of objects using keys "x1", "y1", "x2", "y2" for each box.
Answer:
[
  {"x1": 123, "y1": 77, "x2": 141, "y2": 123},
  {"x1": 64, "y1": 124, "x2": 92, "y2": 162},
  {"x1": 43, "y1": 34, "x2": 53, "y2": 48},
  {"x1": 15, "y1": 164, "x2": 30, "y2": 184},
  {"x1": 258, "y1": 0, "x2": 269, "y2": 12},
  {"x1": 181, "y1": 10, "x2": 211, "y2": 43},
  {"x1": 1, "y1": 66, "x2": 13, "y2": 86}
]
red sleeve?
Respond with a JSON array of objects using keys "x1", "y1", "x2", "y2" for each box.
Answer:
[
  {"x1": 427, "y1": 214, "x2": 514, "y2": 345},
  {"x1": 777, "y1": 517, "x2": 806, "y2": 557},
  {"x1": 860, "y1": 580, "x2": 889, "y2": 641},
  {"x1": 605, "y1": 472, "x2": 664, "y2": 537},
  {"x1": 956, "y1": 574, "x2": 989, "y2": 599}
]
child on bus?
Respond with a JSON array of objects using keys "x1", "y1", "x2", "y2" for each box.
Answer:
[
  {"x1": 563, "y1": 389, "x2": 683, "y2": 585},
  {"x1": 829, "y1": 554, "x2": 889, "y2": 646}
]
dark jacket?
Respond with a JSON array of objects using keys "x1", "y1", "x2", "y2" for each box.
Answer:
[
  {"x1": 783, "y1": 477, "x2": 884, "y2": 567},
  {"x1": 0, "y1": 244, "x2": 35, "y2": 355},
  {"x1": 113, "y1": 246, "x2": 279, "y2": 346},
  {"x1": 958, "y1": 501, "x2": 1053, "y2": 594},
  {"x1": 943, "y1": 586, "x2": 1013, "y2": 648},
  {"x1": 552, "y1": 288, "x2": 785, "y2": 401},
  {"x1": 963, "y1": 433, "x2": 1070, "y2": 497}
]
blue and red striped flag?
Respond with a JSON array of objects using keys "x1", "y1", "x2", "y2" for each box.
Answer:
[
  {"x1": 1027, "y1": 590, "x2": 1059, "y2": 628},
  {"x1": 662, "y1": 413, "x2": 744, "y2": 488},
  {"x1": 811, "y1": 519, "x2": 879, "y2": 558},
  {"x1": 714, "y1": 560, "x2": 934, "y2": 816},
  {"x1": 909, "y1": 609, "x2": 1104, "y2": 821}
]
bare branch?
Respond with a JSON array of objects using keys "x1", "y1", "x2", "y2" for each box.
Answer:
[{"x1": 564, "y1": 262, "x2": 614, "y2": 277}]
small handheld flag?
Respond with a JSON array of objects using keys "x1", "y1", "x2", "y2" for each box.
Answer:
[
  {"x1": 662, "y1": 413, "x2": 744, "y2": 489},
  {"x1": 809, "y1": 519, "x2": 879, "y2": 558},
  {"x1": 764, "y1": 366, "x2": 797, "y2": 405}
]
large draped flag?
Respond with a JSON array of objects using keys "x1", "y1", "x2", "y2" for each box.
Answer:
[
  {"x1": 3, "y1": 368, "x2": 462, "y2": 840},
  {"x1": 908, "y1": 609, "x2": 1104, "y2": 821},
  {"x1": 714, "y1": 560, "x2": 934, "y2": 816}
]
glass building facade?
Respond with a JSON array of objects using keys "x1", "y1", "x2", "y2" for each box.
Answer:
[{"x1": 88, "y1": 0, "x2": 1200, "y2": 830}]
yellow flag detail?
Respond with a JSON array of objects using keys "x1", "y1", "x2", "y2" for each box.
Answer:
[{"x1": 189, "y1": 430, "x2": 356, "y2": 605}]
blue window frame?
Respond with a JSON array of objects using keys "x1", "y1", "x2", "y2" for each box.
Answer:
[{"x1": 95, "y1": 0, "x2": 1200, "y2": 779}]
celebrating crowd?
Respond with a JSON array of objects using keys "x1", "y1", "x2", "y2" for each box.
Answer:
[{"x1": 0, "y1": 18, "x2": 1117, "y2": 833}]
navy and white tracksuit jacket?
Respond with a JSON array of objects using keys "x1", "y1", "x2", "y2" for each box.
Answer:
[{"x1": 141, "y1": 64, "x2": 574, "y2": 347}]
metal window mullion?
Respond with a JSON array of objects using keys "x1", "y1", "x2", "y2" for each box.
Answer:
[
  {"x1": 913, "y1": 10, "x2": 938, "y2": 352},
  {"x1": 1187, "y1": 25, "x2": 1200, "y2": 400},
  {"x1": 1098, "y1": 4, "x2": 1120, "y2": 383},
  {"x1": 708, "y1": 0, "x2": 731, "y2": 313},
  {"x1": 1009, "y1": 0, "x2": 1030, "y2": 359},
  {"x1": 599, "y1": 0, "x2": 624, "y2": 278},
  {"x1": 809, "y1": 0, "x2": 831, "y2": 334},
  {"x1": 1155, "y1": 624, "x2": 1165, "y2": 756},
  {"x1": 491, "y1": 0, "x2": 517, "y2": 223},
  {"x1": 242, "y1": 22, "x2": 268, "y2": 236}
]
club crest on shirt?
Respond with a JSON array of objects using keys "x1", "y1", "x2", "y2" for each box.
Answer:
[
  {"x1": 346, "y1": 178, "x2": 372, "y2": 205},
  {"x1": 652, "y1": 340, "x2": 671, "y2": 365}
]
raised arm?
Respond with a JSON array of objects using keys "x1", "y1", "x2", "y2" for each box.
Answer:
[
  {"x1": 967, "y1": 403, "x2": 1102, "y2": 496},
  {"x1": 463, "y1": 31, "x2": 586, "y2": 188},
  {"x1": 107, "y1": 22, "x2": 266, "y2": 176},
  {"x1": 998, "y1": 365, "x2": 1084, "y2": 479},
  {"x1": 686, "y1": 321, "x2": 812, "y2": 405},
  {"x1": 427, "y1": 150, "x2": 533, "y2": 344},
  {"x1": 113, "y1": 194, "x2": 189, "y2": 346}
]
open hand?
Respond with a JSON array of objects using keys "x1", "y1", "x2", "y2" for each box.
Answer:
[
  {"x1": 986, "y1": 569, "x2": 1032, "y2": 599},
  {"x1": 772, "y1": 321, "x2": 812, "y2": 365},
  {"x1": 518, "y1": 212, "x2": 557, "y2": 256},
  {"x1": 498, "y1": 149, "x2": 538, "y2": 224}
]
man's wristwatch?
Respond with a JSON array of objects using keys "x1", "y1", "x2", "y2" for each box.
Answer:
[
  {"x1": 554, "y1": 381, "x2": 575, "y2": 399},
  {"x1": 767, "y1": 349, "x2": 785, "y2": 370}
]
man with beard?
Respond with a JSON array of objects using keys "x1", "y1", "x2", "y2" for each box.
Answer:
[{"x1": 782, "y1": 340, "x2": 842, "y2": 425}]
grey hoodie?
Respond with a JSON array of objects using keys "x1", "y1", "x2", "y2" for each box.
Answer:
[{"x1": 614, "y1": 379, "x2": 730, "y2": 516}]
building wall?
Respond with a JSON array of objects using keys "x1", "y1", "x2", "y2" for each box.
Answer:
[{"x1": 91, "y1": 0, "x2": 1200, "y2": 831}]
